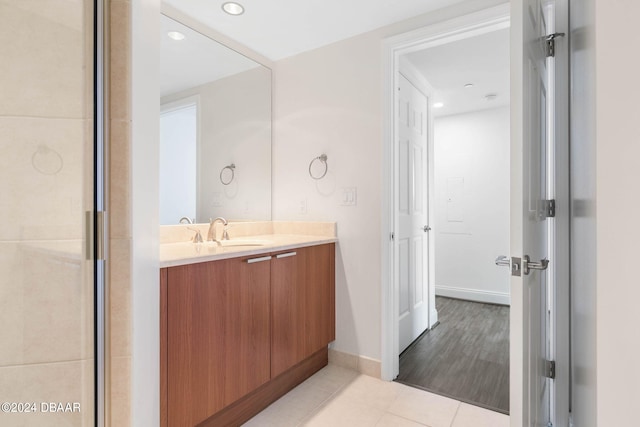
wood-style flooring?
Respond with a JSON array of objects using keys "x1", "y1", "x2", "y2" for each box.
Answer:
[{"x1": 396, "y1": 296, "x2": 510, "y2": 414}]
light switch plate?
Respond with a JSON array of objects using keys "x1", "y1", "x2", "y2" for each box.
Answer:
[
  {"x1": 341, "y1": 187, "x2": 357, "y2": 206},
  {"x1": 299, "y1": 198, "x2": 308, "y2": 214},
  {"x1": 210, "y1": 192, "x2": 223, "y2": 207}
]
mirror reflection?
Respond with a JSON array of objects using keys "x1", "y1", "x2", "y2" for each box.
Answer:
[{"x1": 159, "y1": 14, "x2": 272, "y2": 225}]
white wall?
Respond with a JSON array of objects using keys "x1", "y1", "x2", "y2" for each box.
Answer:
[
  {"x1": 161, "y1": 67, "x2": 272, "y2": 223},
  {"x1": 272, "y1": 0, "x2": 506, "y2": 361},
  {"x1": 131, "y1": 0, "x2": 160, "y2": 425},
  {"x1": 569, "y1": 0, "x2": 640, "y2": 425},
  {"x1": 159, "y1": 103, "x2": 197, "y2": 224},
  {"x1": 594, "y1": 0, "x2": 640, "y2": 425},
  {"x1": 569, "y1": 0, "x2": 596, "y2": 425},
  {"x1": 433, "y1": 107, "x2": 510, "y2": 305}
]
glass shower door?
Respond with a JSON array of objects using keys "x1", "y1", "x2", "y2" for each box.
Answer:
[{"x1": 0, "y1": 0, "x2": 99, "y2": 425}]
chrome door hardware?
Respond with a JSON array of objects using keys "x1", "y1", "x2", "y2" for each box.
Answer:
[
  {"x1": 422, "y1": 225, "x2": 431, "y2": 232},
  {"x1": 542, "y1": 199, "x2": 556, "y2": 218},
  {"x1": 545, "y1": 360, "x2": 556, "y2": 379},
  {"x1": 246, "y1": 256, "x2": 272, "y2": 264},
  {"x1": 545, "y1": 32, "x2": 565, "y2": 57},
  {"x1": 523, "y1": 255, "x2": 549, "y2": 275},
  {"x1": 495, "y1": 255, "x2": 522, "y2": 277},
  {"x1": 495, "y1": 255, "x2": 510, "y2": 267},
  {"x1": 276, "y1": 252, "x2": 297, "y2": 259}
]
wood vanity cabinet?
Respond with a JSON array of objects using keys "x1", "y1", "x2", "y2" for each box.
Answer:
[
  {"x1": 163, "y1": 255, "x2": 271, "y2": 426},
  {"x1": 160, "y1": 243, "x2": 335, "y2": 427},
  {"x1": 271, "y1": 244, "x2": 335, "y2": 377}
]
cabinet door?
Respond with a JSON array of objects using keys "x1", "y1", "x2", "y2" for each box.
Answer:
[
  {"x1": 167, "y1": 261, "x2": 224, "y2": 426},
  {"x1": 166, "y1": 256, "x2": 271, "y2": 426},
  {"x1": 271, "y1": 250, "x2": 305, "y2": 377},
  {"x1": 301, "y1": 244, "x2": 335, "y2": 356},
  {"x1": 225, "y1": 255, "x2": 271, "y2": 404},
  {"x1": 271, "y1": 244, "x2": 335, "y2": 377}
]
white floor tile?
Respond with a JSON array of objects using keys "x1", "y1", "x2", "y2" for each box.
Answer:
[
  {"x1": 300, "y1": 396, "x2": 385, "y2": 427},
  {"x1": 304, "y1": 364, "x2": 359, "y2": 394},
  {"x1": 451, "y1": 403, "x2": 509, "y2": 427},
  {"x1": 334, "y1": 374, "x2": 405, "y2": 411},
  {"x1": 375, "y1": 413, "x2": 428, "y2": 427},
  {"x1": 243, "y1": 363, "x2": 510, "y2": 427},
  {"x1": 387, "y1": 386, "x2": 460, "y2": 427}
]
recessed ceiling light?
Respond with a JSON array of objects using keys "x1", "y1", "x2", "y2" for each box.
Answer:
[
  {"x1": 464, "y1": 83, "x2": 474, "y2": 88},
  {"x1": 485, "y1": 94, "x2": 498, "y2": 101},
  {"x1": 222, "y1": 2, "x2": 245, "y2": 15},
  {"x1": 167, "y1": 31, "x2": 185, "y2": 41},
  {"x1": 433, "y1": 102, "x2": 444, "y2": 108}
]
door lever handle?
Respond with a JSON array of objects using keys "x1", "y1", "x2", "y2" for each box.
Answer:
[
  {"x1": 495, "y1": 255, "x2": 511, "y2": 267},
  {"x1": 523, "y1": 255, "x2": 549, "y2": 275},
  {"x1": 495, "y1": 255, "x2": 522, "y2": 276}
]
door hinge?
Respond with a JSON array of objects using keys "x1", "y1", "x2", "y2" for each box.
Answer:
[
  {"x1": 390, "y1": 232, "x2": 395, "y2": 241},
  {"x1": 545, "y1": 360, "x2": 556, "y2": 379},
  {"x1": 543, "y1": 199, "x2": 556, "y2": 218},
  {"x1": 545, "y1": 32, "x2": 565, "y2": 57}
]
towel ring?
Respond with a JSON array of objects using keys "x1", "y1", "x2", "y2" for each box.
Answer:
[
  {"x1": 32, "y1": 144, "x2": 63, "y2": 175},
  {"x1": 220, "y1": 163, "x2": 236, "y2": 185},
  {"x1": 308, "y1": 154, "x2": 328, "y2": 180}
]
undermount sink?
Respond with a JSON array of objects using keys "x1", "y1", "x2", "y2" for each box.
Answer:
[{"x1": 215, "y1": 239, "x2": 272, "y2": 247}]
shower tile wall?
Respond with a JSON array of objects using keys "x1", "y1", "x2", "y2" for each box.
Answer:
[{"x1": 0, "y1": 1, "x2": 94, "y2": 426}]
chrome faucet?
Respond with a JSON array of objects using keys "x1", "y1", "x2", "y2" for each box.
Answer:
[
  {"x1": 208, "y1": 217, "x2": 229, "y2": 242},
  {"x1": 179, "y1": 216, "x2": 194, "y2": 224}
]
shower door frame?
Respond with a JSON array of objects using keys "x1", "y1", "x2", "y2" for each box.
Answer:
[{"x1": 95, "y1": 0, "x2": 108, "y2": 426}]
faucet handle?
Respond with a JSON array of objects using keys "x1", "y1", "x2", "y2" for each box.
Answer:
[
  {"x1": 222, "y1": 224, "x2": 231, "y2": 241},
  {"x1": 187, "y1": 227, "x2": 203, "y2": 243}
]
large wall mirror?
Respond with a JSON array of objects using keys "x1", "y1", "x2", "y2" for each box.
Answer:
[{"x1": 159, "y1": 13, "x2": 272, "y2": 225}]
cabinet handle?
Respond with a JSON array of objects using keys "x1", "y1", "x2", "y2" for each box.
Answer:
[
  {"x1": 276, "y1": 252, "x2": 297, "y2": 259},
  {"x1": 246, "y1": 255, "x2": 272, "y2": 264}
]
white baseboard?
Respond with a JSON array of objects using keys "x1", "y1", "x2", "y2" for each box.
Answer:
[
  {"x1": 328, "y1": 348, "x2": 381, "y2": 379},
  {"x1": 435, "y1": 285, "x2": 510, "y2": 305}
]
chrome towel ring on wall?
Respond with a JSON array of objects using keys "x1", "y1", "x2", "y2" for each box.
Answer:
[
  {"x1": 32, "y1": 144, "x2": 64, "y2": 175},
  {"x1": 220, "y1": 163, "x2": 236, "y2": 185},
  {"x1": 309, "y1": 154, "x2": 328, "y2": 180}
]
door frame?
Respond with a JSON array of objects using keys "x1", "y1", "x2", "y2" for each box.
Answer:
[{"x1": 381, "y1": 3, "x2": 511, "y2": 382}]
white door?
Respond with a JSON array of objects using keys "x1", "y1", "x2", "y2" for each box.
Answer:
[
  {"x1": 397, "y1": 73, "x2": 430, "y2": 353},
  {"x1": 513, "y1": 0, "x2": 556, "y2": 425}
]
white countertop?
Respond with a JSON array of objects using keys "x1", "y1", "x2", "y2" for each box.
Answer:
[{"x1": 160, "y1": 234, "x2": 337, "y2": 268}]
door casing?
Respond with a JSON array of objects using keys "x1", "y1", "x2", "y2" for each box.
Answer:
[
  {"x1": 382, "y1": 2, "x2": 570, "y2": 426},
  {"x1": 381, "y1": 3, "x2": 511, "y2": 380}
]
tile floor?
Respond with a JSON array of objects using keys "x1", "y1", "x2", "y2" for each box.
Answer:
[{"x1": 243, "y1": 364, "x2": 509, "y2": 427}]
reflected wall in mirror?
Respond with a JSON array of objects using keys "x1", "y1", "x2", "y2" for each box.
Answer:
[{"x1": 159, "y1": 13, "x2": 272, "y2": 225}]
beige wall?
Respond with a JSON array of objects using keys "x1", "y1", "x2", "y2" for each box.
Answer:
[
  {"x1": 272, "y1": 0, "x2": 505, "y2": 361},
  {"x1": 109, "y1": 0, "x2": 133, "y2": 426}
]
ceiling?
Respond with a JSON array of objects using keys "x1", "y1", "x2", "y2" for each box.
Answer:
[
  {"x1": 405, "y1": 28, "x2": 510, "y2": 117},
  {"x1": 160, "y1": 14, "x2": 260, "y2": 97},
  {"x1": 159, "y1": 0, "x2": 509, "y2": 115},
  {"x1": 163, "y1": 0, "x2": 470, "y2": 60}
]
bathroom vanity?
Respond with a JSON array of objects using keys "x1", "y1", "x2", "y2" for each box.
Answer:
[{"x1": 159, "y1": 223, "x2": 336, "y2": 426}]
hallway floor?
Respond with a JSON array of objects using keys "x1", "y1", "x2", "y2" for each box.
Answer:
[
  {"x1": 243, "y1": 364, "x2": 509, "y2": 427},
  {"x1": 397, "y1": 296, "x2": 510, "y2": 413}
]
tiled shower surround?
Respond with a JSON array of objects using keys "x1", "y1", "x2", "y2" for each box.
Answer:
[
  {"x1": 0, "y1": 1, "x2": 132, "y2": 426},
  {"x1": 0, "y1": 0, "x2": 97, "y2": 426}
]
